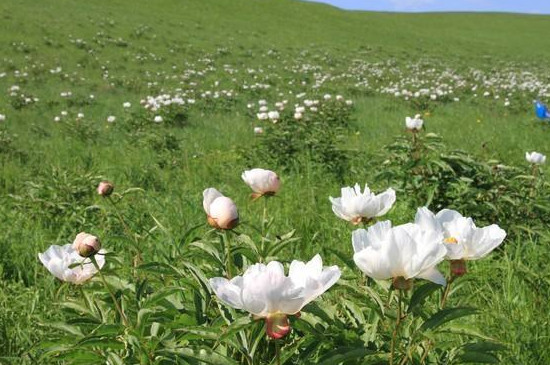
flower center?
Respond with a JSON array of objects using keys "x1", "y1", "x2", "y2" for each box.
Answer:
[{"x1": 444, "y1": 237, "x2": 458, "y2": 244}]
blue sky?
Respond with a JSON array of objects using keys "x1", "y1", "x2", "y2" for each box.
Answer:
[{"x1": 301, "y1": 0, "x2": 550, "y2": 14}]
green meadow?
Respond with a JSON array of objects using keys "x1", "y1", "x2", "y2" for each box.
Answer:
[{"x1": 0, "y1": 0, "x2": 549, "y2": 364}]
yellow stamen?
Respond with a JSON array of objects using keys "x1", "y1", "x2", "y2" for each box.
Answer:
[{"x1": 444, "y1": 237, "x2": 458, "y2": 244}]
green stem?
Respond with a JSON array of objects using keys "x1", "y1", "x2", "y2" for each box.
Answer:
[
  {"x1": 530, "y1": 164, "x2": 538, "y2": 198},
  {"x1": 260, "y1": 197, "x2": 268, "y2": 261},
  {"x1": 440, "y1": 275, "x2": 455, "y2": 309},
  {"x1": 389, "y1": 290, "x2": 403, "y2": 365},
  {"x1": 275, "y1": 340, "x2": 281, "y2": 365},
  {"x1": 107, "y1": 196, "x2": 142, "y2": 272},
  {"x1": 91, "y1": 256, "x2": 129, "y2": 327},
  {"x1": 107, "y1": 196, "x2": 133, "y2": 239},
  {"x1": 223, "y1": 231, "x2": 233, "y2": 279}
]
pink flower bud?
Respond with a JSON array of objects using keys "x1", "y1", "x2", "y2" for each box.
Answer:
[
  {"x1": 208, "y1": 197, "x2": 239, "y2": 230},
  {"x1": 97, "y1": 181, "x2": 114, "y2": 197},
  {"x1": 450, "y1": 260, "x2": 467, "y2": 277},
  {"x1": 73, "y1": 232, "x2": 101, "y2": 257},
  {"x1": 266, "y1": 313, "x2": 290, "y2": 340}
]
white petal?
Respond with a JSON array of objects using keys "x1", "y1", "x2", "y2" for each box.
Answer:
[
  {"x1": 209, "y1": 277, "x2": 244, "y2": 309},
  {"x1": 417, "y1": 266, "x2": 446, "y2": 286},
  {"x1": 468, "y1": 225, "x2": 506, "y2": 259},
  {"x1": 414, "y1": 207, "x2": 441, "y2": 233},
  {"x1": 203, "y1": 188, "x2": 223, "y2": 214}
]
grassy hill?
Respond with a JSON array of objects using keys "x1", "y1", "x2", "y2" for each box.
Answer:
[{"x1": 2, "y1": 0, "x2": 550, "y2": 63}]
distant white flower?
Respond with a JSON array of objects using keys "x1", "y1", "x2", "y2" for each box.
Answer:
[
  {"x1": 77, "y1": 113, "x2": 84, "y2": 119},
  {"x1": 352, "y1": 221, "x2": 447, "y2": 287},
  {"x1": 38, "y1": 244, "x2": 105, "y2": 284},
  {"x1": 203, "y1": 188, "x2": 239, "y2": 230},
  {"x1": 294, "y1": 112, "x2": 303, "y2": 120},
  {"x1": 257, "y1": 112, "x2": 268, "y2": 121},
  {"x1": 525, "y1": 151, "x2": 546, "y2": 165},
  {"x1": 209, "y1": 254, "x2": 340, "y2": 338},
  {"x1": 268, "y1": 111, "x2": 280, "y2": 121},
  {"x1": 323, "y1": 94, "x2": 331, "y2": 100},
  {"x1": 54, "y1": 116, "x2": 60, "y2": 122},
  {"x1": 153, "y1": 115, "x2": 163, "y2": 123},
  {"x1": 259, "y1": 106, "x2": 269, "y2": 113},
  {"x1": 0, "y1": 114, "x2": 5, "y2": 122},
  {"x1": 258, "y1": 99, "x2": 267, "y2": 106},
  {"x1": 345, "y1": 100, "x2": 353, "y2": 106},
  {"x1": 123, "y1": 102, "x2": 131, "y2": 108},
  {"x1": 254, "y1": 127, "x2": 264, "y2": 134},
  {"x1": 107, "y1": 115, "x2": 116, "y2": 123},
  {"x1": 242, "y1": 168, "x2": 280, "y2": 197},
  {"x1": 405, "y1": 114, "x2": 423, "y2": 131},
  {"x1": 329, "y1": 183, "x2": 396, "y2": 225}
]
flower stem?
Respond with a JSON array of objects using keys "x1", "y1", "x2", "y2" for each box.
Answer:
[
  {"x1": 90, "y1": 256, "x2": 129, "y2": 327},
  {"x1": 260, "y1": 197, "x2": 268, "y2": 261},
  {"x1": 275, "y1": 340, "x2": 281, "y2": 365},
  {"x1": 440, "y1": 275, "x2": 456, "y2": 309},
  {"x1": 107, "y1": 196, "x2": 142, "y2": 272},
  {"x1": 530, "y1": 164, "x2": 538, "y2": 197},
  {"x1": 223, "y1": 231, "x2": 233, "y2": 279},
  {"x1": 389, "y1": 289, "x2": 403, "y2": 365}
]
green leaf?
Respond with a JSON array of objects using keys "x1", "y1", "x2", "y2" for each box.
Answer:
[
  {"x1": 456, "y1": 351, "x2": 500, "y2": 363},
  {"x1": 317, "y1": 347, "x2": 386, "y2": 365},
  {"x1": 408, "y1": 282, "x2": 441, "y2": 313},
  {"x1": 420, "y1": 307, "x2": 478, "y2": 332},
  {"x1": 160, "y1": 347, "x2": 239, "y2": 365}
]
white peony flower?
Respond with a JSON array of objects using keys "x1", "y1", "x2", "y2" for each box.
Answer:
[
  {"x1": 203, "y1": 188, "x2": 239, "y2": 230},
  {"x1": 329, "y1": 183, "x2": 396, "y2": 225},
  {"x1": 38, "y1": 244, "x2": 105, "y2": 284},
  {"x1": 242, "y1": 168, "x2": 280, "y2": 197},
  {"x1": 352, "y1": 221, "x2": 447, "y2": 287},
  {"x1": 254, "y1": 127, "x2": 264, "y2": 134},
  {"x1": 415, "y1": 207, "x2": 506, "y2": 267},
  {"x1": 123, "y1": 102, "x2": 131, "y2": 108},
  {"x1": 209, "y1": 254, "x2": 340, "y2": 338},
  {"x1": 0, "y1": 114, "x2": 5, "y2": 122},
  {"x1": 107, "y1": 115, "x2": 116, "y2": 123},
  {"x1": 256, "y1": 112, "x2": 268, "y2": 121},
  {"x1": 525, "y1": 151, "x2": 546, "y2": 165},
  {"x1": 405, "y1": 114, "x2": 423, "y2": 131},
  {"x1": 268, "y1": 111, "x2": 280, "y2": 121},
  {"x1": 153, "y1": 115, "x2": 163, "y2": 123}
]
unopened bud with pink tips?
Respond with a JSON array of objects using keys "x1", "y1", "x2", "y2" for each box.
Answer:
[
  {"x1": 97, "y1": 181, "x2": 114, "y2": 197},
  {"x1": 241, "y1": 168, "x2": 280, "y2": 199},
  {"x1": 203, "y1": 188, "x2": 239, "y2": 230},
  {"x1": 72, "y1": 232, "x2": 102, "y2": 257}
]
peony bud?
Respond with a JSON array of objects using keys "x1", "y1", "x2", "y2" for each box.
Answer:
[
  {"x1": 392, "y1": 276, "x2": 413, "y2": 291},
  {"x1": 97, "y1": 181, "x2": 114, "y2": 197},
  {"x1": 241, "y1": 168, "x2": 281, "y2": 198},
  {"x1": 203, "y1": 188, "x2": 239, "y2": 230},
  {"x1": 73, "y1": 232, "x2": 101, "y2": 257},
  {"x1": 266, "y1": 313, "x2": 291, "y2": 340},
  {"x1": 450, "y1": 260, "x2": 467, "y2": 277}
]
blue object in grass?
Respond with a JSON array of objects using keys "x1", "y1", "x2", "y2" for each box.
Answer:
[{"x1": 535, "y1": 100, "x2": 550, "y2": 120}]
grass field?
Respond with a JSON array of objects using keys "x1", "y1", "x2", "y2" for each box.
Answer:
[{"x1": 0, "y1": 0, "x2": 549, "y2": 364}]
